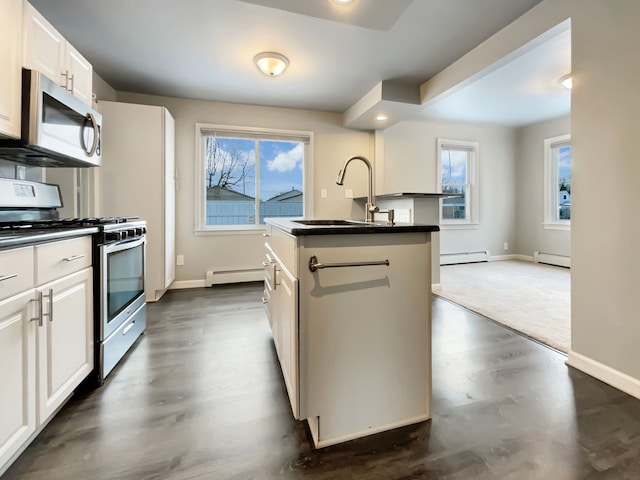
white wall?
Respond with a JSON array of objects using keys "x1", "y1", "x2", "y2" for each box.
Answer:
[
  {"x1": 112, "y1": 92, "x2": 373, "y2": 285},
  {"x1": 568, "y1": 0, "x2": 640, "y2": 388},
  {"x1": 514, "y1": 115, "x2": 571, "y2": 257},
  {"x1": 381, "y1": 120, "x2": 517, "y2": 258}
]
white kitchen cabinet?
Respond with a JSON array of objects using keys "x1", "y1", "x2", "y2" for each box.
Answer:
[
  {"x1": 97, "y1": 101, "x2": 176, "y2": 301},
  {"x1": 22, "y1": 1, "x2": 93, "y2": 106},
  {"x1": 264, "y1": 228, "x2": 299, "y2": 419},
  {"x1": 0, "y1": 237, "x2": 93, "y2": 474},
  {"x1": 0, "y1": 249, "x2": 36, "y2": 471},
  {"x1": 0, "y1": 0, "x2": 23, "y2": 139},
  {"x1": 35, "y1": 268, "x2": 93, "y2": 422}
]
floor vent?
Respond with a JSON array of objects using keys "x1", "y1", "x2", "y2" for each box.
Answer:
[
  {"x1": 205, "y1": 268, "x2": 263, "y2": 287},
  {"x1": 533, "y1": 252, "x2": 571, "y2": 268},
  {"x1": 440, "y1": 250, "x2": 489, "y2": 265}
]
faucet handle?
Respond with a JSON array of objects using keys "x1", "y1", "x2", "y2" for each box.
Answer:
[{"x1": 379, "y1": 208, "x2": 395, "y2": 226}]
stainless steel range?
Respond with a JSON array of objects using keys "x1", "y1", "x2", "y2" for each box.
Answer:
[{"x1": 0, "y1": 177, "x2": 146, "y2": 384}]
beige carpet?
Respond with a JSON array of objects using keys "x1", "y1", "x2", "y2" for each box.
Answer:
[{"x1": 436, "y1": 260, "x2": 570, "y2": 352}]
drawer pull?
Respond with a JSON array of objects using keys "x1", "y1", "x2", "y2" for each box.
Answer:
[
  {"x1": 63, "y1": 254, "x2": 86, "y2": 262},
  {"x1": 0, "y1": 273, "x2": 18, "y2": 282},
  {"x1": 123, "y1": 321, "x2": 135, "y2": 335}
]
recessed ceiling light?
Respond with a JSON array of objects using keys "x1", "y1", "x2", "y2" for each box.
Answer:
[
  {"x1": 332, "y1": 0, "x2": 355, "y2": 5},
  {"x1": 254, "y1": 52, "x2": 289, "y2": 77},
  {"x1": 375, "y1": 115, "x2": 388, "y2": 122},
  {"x1": 559, "y1": 73, "x2": 572, "y2": 89}
]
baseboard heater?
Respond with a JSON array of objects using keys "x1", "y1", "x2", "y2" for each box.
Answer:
[
  {"x1": 205, "y1": 268, "x2": 264, "y2": 287},
  {"x1": 533, "y1": 252, "x2": 571, "y2": 268},
  {"x1": 440, "y1": 250, "x2": 489, "y2": 265}
]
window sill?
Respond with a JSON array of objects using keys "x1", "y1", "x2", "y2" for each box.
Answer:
[
  {"x1": 543, "y1": 222, "x2": 571, "y2": 231},
  {"x1": 194, "y1": 227, "x2": 266, "y2": 236},
  {"x1": 440, "y1": 222, "x2": 480, "y2": 230}
]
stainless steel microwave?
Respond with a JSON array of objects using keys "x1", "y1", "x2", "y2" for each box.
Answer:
[{"x1": 0, "y1": 68, "x2": 101, "y2": 168}]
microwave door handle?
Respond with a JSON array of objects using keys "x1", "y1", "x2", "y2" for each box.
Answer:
[{"x1": 85, "y1": 112, "x2": 100, "y2": 156}]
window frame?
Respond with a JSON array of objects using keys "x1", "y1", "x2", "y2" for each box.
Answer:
[
  {"x1": 436, "y1": 138, "x2": 479, "y2": 229},
  {"x1": 194, "y1": 123, "x2": 313, "y2": 234},
  {"x1": 543, "y1": 134, "x2": 571, "y2": 231}
]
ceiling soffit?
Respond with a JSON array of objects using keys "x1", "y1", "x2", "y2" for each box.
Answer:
[{"x1": 236, "y1": 0, "x2": 414, "y2": 30}]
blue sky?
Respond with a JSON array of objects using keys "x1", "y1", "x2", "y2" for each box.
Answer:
[
  {"x1": 558, "y1": 145, "x2": 572, "y2": 186},
  {"x1": 209, "y1": 137, "x2": 303, "y2": 200}
]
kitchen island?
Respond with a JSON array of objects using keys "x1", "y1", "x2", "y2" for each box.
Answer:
[{"x1": 263, "y1": 217, "x2": 438, "y2": 448}]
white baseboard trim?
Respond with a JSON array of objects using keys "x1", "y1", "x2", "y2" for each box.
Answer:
[
  {"x1": 205, "y1": 269, "x2": 263, "y2": 286},
  {"x1": 432, "y1": 283, "x2": 442, "y2": 291},
  {"x1": 566, "y1": 350, "x2": 640, "y2": 401},
  {"x1": 534, "y1": 251, "x2": 571, "y2": 268},
  {"x1": 490, "y1": 254, "x2": 534, "y2": 262},
  {"x1": 441, "y1": 250, "x2": 489, "y2": 265},
  {"x1": 169, "y1": 280, "x2": 207, "y2": 290}
]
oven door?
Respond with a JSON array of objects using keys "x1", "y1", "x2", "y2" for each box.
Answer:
[{"x1": 100, "y1": 236, "x2": 146, "y2": 340}]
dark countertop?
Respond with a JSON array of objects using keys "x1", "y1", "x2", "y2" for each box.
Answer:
[
  {"x1": 356, "y1": 192, "x2": 463, "y2": 200},
  {"x1": 0, "y1": 227, "x2": 98, "y2": 250},
  {"x1": 266, "y1": 217, "x2": 439, "y2": 236}
]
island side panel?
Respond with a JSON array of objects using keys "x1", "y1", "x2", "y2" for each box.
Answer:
[{"x1": 298, "y1": 232, "x2": 432, "y2": 446}]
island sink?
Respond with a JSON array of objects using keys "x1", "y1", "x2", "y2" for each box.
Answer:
[{"x1": 293, "y1": 219, "x2": 370, "y2": 226}]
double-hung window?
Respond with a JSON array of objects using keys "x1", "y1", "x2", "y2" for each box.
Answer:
[
  {"x1": 437, "y1": 138, "x2": 479, "y2": 226},
  {"x1": 543, "y1": 134, "x2": 571, "y2": 229},
  {"x1": 195, "y1": 124, "x2": 312, "y2": 231}
]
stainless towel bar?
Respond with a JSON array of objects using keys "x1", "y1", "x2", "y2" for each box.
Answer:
[{"x1": 308, "y1": 255, "x2": 389, "y2": 273}]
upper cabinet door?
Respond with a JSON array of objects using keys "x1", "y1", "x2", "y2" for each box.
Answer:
[
  {"x1": 65, "y1": 43, "x2": 93, "y2": 106},
  {"x1": 22, "y1": 1, "x2": 66, "y2": 86},
  {"x1": 22, "y1": 1, "x2": 93, "y2": 107},
  {"x1": 0, "y1": 0, "x2": 23, "y2": 139}
]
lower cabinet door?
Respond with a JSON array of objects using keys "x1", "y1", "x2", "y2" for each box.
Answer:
[
  {"x1": 0, "y1": 290, "x2": 37, "y2": 468},
  {"x1": 277, "y1": 270, "x2": 299, "y2": 419},
  {"x1": 37, "y1": 268, "x2": 93, "y2": 423}
]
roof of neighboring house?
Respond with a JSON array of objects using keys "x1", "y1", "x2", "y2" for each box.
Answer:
[
  {"x1": 266, "y1": 189, "x2": 303, "y2": 202},
  {"x1": 206, "y1": 185, "x2": 254, "y2": 201}
]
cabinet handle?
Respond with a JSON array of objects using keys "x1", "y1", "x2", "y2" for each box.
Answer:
[
  {"x1": 63, "y1": 254, "x2": 85, "y2": 262},
  {"x1": 43, "y1": 288, "x2": 54, "y2": 322},
  {"x1": 68, "y1": 73, "x2": 75, "y2": 94},
  {"x1": 273, "y1": 263, "x2": 280, "y2": 290},
  {"x1": 30, "y1": 291, "x2": 43, "y2": 327},
  {"x1": 61, "y1": 71, "x2": 69, "y2": 89},
  {"x1": 0, "y1": 273, "x2": 18, "y2": 282},
  {"x1": 262, "y1": 261, "x2": 270, "y2": 267},
  {"x1": 262, "y1": 233, "x2": 270, "y2": 237},
  {"x1": 261, "y1": 294, "x2": 269, "y2": 304}
]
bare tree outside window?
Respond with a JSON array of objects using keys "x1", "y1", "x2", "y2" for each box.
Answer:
[{"x1": 204, "y1": 137, "x2": 255, "y2": 194}]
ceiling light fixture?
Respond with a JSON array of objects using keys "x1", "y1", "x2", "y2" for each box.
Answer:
[
  {"x1": 559, "y1": 73, "x2": 572, "y2": 89},
  {"x1": 332, "y1": 0, "x2": 355, "y2": 5},
  {"x1": 375, "y1": 115, "x2": 388, "y2": 122},
  {"x1": 254, "y1": 52, "x2": 289, "y2": 77}
]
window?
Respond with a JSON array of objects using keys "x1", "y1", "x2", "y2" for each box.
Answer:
[
  {"x1": 544, "y1": 134, "x2": 571, "y2": 229},
  {"x1": 195, "y1": 124, "x2": 312, "y2": 231},
  {"x1": 437, "y1": 138, "x2": 479, "y2": 226}
]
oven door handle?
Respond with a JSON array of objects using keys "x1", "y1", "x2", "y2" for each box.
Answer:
[{"x1": 103, "y1": 235, "x2": 145, "y2": 254}]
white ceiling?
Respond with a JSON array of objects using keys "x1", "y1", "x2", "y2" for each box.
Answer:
[{"x1": 29, "y1": 0, "x2": 549, "y2": 121}]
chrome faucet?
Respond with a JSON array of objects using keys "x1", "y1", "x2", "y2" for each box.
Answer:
[{"x1": 336, "y1": 155, "x2": 379, "y2": 222}]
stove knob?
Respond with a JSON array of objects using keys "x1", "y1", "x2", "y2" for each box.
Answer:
[
  {"x1": 127, "y1": 229, "x2": 136, "y2": 238},
  {"x1": 142, "y1": 227, "x2": 147, "y2": 234},
  {"x1": 106, "y1": 231, "x2": 122, "y2": 241},
  {"x1": 135, "y1": 227, "x2": 143, "y2": 236}
]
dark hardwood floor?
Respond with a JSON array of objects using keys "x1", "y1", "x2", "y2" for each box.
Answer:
[{"x1": 4, "y1": 284, "x2": 640, "y2": 479}]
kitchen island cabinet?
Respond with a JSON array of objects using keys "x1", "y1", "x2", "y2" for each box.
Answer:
[{"x1": 264, "y1": 218, "x2": 438, "y2": 448}]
